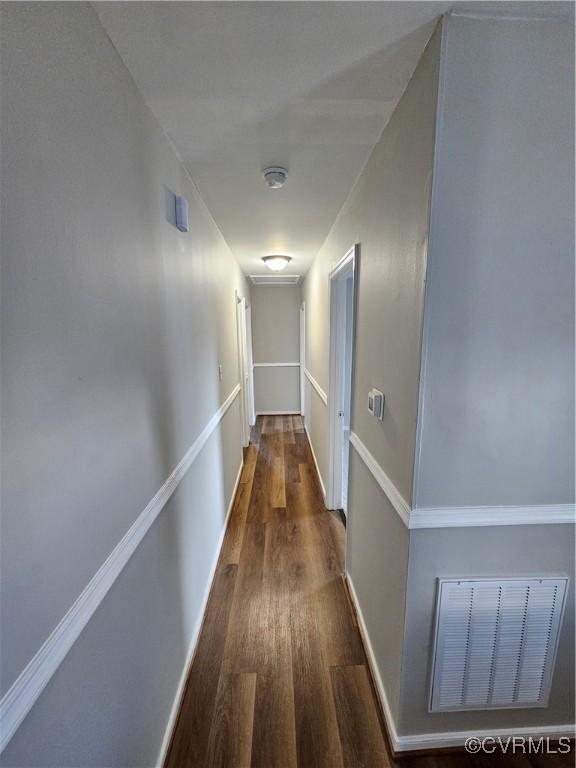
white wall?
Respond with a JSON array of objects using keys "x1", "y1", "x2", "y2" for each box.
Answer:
[
  {"x1": 414, "y1": 11, "x2": 575, "y2": 508},
  {"x1": 301, "y1": 25, "x2": 439, "y2": 505},
  {"x1": 400, "y1": 10, "x2": 575, "y2": 738},
  {"x1": 251, "y1": 285, "x2": 301, "y2": 414},
  {"x1": 301, "y1": 5, "x2": 575, "y2": 747},
  {"x1": 301, "y1": 23, "x2": 442, "y2": 722},
  {"x1": 0, "y1": 3, "x2": 249, "y2": 764},
  {"x1": 401, "y1": 524, "x2": 575, "y2": 737}
]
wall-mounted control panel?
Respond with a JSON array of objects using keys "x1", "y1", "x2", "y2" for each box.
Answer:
[{"x1": 368, "y1": 388, "x2": 384, "y2": 420}]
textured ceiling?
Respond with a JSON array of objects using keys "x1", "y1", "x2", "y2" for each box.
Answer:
[{"x1": 95, "y1": 2, "x2": 450, "y2": 275}]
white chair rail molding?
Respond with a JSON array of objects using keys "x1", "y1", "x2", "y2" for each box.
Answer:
[{"x1": 348, "y1": 432, "x2": 576, "y2": 529}]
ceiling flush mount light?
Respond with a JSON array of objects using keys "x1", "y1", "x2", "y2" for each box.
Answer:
[
  {"x1": 263, "y1": 167, "x2": 288, "y2": 189},
  {"x1": 263, "y1": 255, "x2": 291, "y2": 272}
]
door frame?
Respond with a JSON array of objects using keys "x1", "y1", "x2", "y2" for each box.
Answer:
[
  {"x1": 299, "y1": 301, "x2": 306, "y2": 417},
  {"x1": 235, "y1": 291, "x2": 251, "y2": 447},
  {"x1": 245, "y1": 303, "x2": 256, "y2": 426},
  {"x1": 327, "y1": 244, "x2": 359, "y2": 510}
]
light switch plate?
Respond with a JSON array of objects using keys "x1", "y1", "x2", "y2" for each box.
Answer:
[{"x1": 368, "y1": 389, "x2": 384, "y2": 420}]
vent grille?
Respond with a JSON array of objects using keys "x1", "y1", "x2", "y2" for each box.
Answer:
[
  {"x1": 249, "y1": 274, "x2": 300, "y2": 285},
  {"x1": 430, "y1": 578, "x2": 568, "y2": 712}
]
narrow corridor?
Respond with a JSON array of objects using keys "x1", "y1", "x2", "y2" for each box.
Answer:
[
  {"x1": 164, "y1": 417, "x2": 574, "y2": 768},
  {"x1": 165, "y1": 415, "x2": 390, "y2": 768},
  {"x1": 2, "y1": 5, "x2": 574, "y2": 766}
]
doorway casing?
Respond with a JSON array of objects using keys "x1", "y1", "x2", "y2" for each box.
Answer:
[
  {"x1": 235, "y1": 291, "x2": 254, "y2": 447},
  {"x1": 327, "y1": 243, "x2": 359, "y2": 511}
]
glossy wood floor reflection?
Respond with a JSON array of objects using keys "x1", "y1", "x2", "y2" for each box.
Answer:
[
  {"x1": 165, "y1": 416, "x2": 574, "y2": 768},
  {"x1": 165, "y1": 414, "x2": 388, "y2": 768}
]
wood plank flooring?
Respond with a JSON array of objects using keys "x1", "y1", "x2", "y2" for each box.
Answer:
[{"x1": 165, "y1": 416, "x2": 574, "y2": 768}]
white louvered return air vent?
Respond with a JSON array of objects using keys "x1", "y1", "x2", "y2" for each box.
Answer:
[{"x1": 430, "y1": 578, "x2": 568, "y2": 712}]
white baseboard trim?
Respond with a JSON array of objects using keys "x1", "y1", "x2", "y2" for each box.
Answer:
[
  {"x1": 156, "y1": 459, "x2": 243, "y2": 767},
  {"x1": 345, "y1": 574, "x2": 401, "y2": 750},
  {"x1": 393, "y1": 723, "x2": 576, "y2": 753},
  {"x1": 0, "y1": 384, "x2": 241, "y2": 755},
  {"x1": 304, "y1": 424, "x2": 327, "y2": 504},
  {"x1": 255, "y1": 411, "x2": 300, "y2": 416},
  {"x1": 349, "y1": 431, "x2": 575, "y2": 530},
  {"x1": 345, "y1": 573, "x2": 575, "y2": 753},
  {"x1": 304, "y1": 368, "x2": 328, "y2": 406}
]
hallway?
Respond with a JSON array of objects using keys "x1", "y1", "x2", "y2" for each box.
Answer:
[
  {"x1": 164, "y1": 417, "x2": 574, "y2": 768},
  {"x1": 1, "y1": 5, "x2": 574, "y2": 765},
  {"x1": 165, "y1": 415, "x2": 389, "y2": 768}
]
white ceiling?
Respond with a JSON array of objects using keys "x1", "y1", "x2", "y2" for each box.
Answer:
[{"x1": 95, "y1": 2, "x2": 451, "y2": 275}]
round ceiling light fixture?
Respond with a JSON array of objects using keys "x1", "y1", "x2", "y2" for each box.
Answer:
[
  {"x1": 263, "y1": 167, "x2": 288, "y2": 189},
  {"x1": 262, "y1": 255, "x2": 291, "y2": 272}
]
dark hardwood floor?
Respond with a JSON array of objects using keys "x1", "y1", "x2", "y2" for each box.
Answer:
[{"x1": 165, "y1": 416, "x2": 574, "y2": 768}]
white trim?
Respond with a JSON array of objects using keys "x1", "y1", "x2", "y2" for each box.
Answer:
[
  {"x1": 245, "y1": 305, "x2": 256, "y2": 426},
  {"x1": 393, "y1": 723, "x2": 576, "y2": 753},
  {"x1": 329, "y1": 242, "x2": 357, "y2": 279},
  {"x1": 327, "y1": 244, "x2": 358, "y2": 510},
  {"x1": 253, "y1": 362, "x2": 300, "y2": 367},
  {"x1": 304, "y1": 424, "x2": 327, "y2": 504},
  {"x1": 0, "y1": 385, "x2": 241, "y2": 754},
  {"x1": 448, "y1": 7, "x2": 571, "y2": 21},
  {"x1": 346, "y1": 574, "x2": 400, "y2": 749},
  {"x1": 349, "y1": 431, "x2": 411, "y2": 527},
  {"x1": 156, "y1": 459, "x2": 243, "y2": 767},
  {"x1": 411, "y1": 505, "x2": 576, "y2": 528},
  {"x1": 249, "y1": 274, "x2": 300, "y2": 286},
  {"x1": 346, "y1": 573, "x2": 575, "y2": 753},
  {"x1": 255, "y1": 411, "x2": 300, "y2": 416},
  {"x1": 350, "y1": 431, "x2": 575, "y2": 530},
  {"x1": 299, "y1": 302, "x2": 306, "y2": 417},
  {"x1": 304, "y1": 368, "x2": 327, "y2": 406},
  {"x1": 236, "y1": 293, "x2": 250, "y2": 448}
]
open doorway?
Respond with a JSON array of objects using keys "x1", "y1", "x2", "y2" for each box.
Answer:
[
  {"x1": 245, "y1": 302, "x2": 255, "y2": 427},
  {"x1": 299, "y1": 301, "x2": 306, "y2": 417},
  {"x1": 327, "y1": 244, "x2": 358, "y2": 516},
  {"x1": 235, "y1": 291, "x2": 254, "y2": 447}
]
